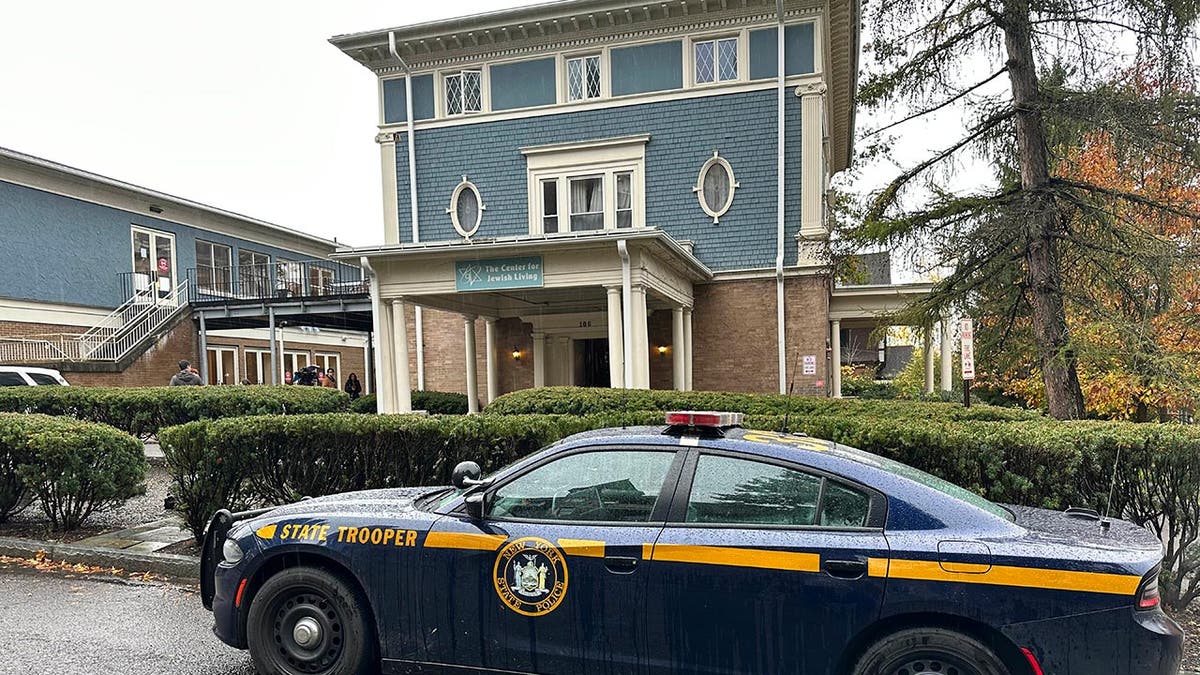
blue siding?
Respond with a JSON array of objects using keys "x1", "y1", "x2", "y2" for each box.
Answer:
[
  {"x1": 382, "y1": 74, "x2": 436, "y2": 123},
  {"x1": 749, "y1": 24, "x2": 816, "y2": 79},
  {"x1": 490, "y1": 58, "x2": 557, "y2": 111},
  {"x1": 393, "y1": 89, "x2": 803, "y2": 271},
  {"x1": 0, "y1": 180, "x2": 326, "y2": 308},
  {"x1": 611, "y1": 41, "x2": 684, "y2": 96}
]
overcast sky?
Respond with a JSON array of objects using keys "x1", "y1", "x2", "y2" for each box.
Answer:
[{"x1": 1, "y1": 1, "x2": 550, "y2": 247}]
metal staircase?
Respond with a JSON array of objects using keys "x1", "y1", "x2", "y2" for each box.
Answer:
[{"x1": 0, "y1": 280, "x2": 191, "y2": 365}]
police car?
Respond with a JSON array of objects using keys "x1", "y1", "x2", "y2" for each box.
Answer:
[{"x1": 201, "y1": 411, "x2": 1183, "y2": 675}]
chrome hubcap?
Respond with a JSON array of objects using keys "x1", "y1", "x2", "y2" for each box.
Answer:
[{"x1": 292, "y1": 617, "x2": 321, "y2": 648}]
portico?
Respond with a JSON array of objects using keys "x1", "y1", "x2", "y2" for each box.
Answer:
[
  {"x1": 346, "y1": 230, "x2": 710, "y2": 413},
  {"x1": 828, "y1": 283, "x2": 942, "y2": 397}
]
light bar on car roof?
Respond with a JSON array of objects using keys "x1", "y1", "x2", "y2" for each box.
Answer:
[{"x1": 664, "y1": 411, "x2": 744, "y2": 428}]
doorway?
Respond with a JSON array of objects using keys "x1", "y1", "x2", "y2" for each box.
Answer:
[
  {"x1": 575, "y1": 338, "x2": 610, "y2": 388},
  {"x1": 206, "y1": 346, "x2": 239, "y2": 385},
  {"x1": 130, "y1": 227, "x2": 176, "y2": 302}
]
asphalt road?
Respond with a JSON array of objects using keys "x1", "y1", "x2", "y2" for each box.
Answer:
[{"x1": 0, "y1": 565, "x2": 254, "y2": 675}]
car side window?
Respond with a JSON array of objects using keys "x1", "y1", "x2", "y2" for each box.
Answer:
[
  {"x1": 27, "y1": 373, "x2": 61, "y2": 386},
  {"x1": 685, "y1": 455, "x2": 870, "y2": 528},
  {"x1": 0, "y1": 373, "x2": 27, "y2": 386},
  {"x1": 488, "y1": 450, "x2": 676, "y2": 523}
]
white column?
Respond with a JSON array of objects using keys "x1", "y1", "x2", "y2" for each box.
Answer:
[
  {"x1": 830, "y1": 319, "x2": 842, "y2": 398},
  {"x1": 606, "y1": 286, "x2": 625, "y2": 388},
  {"x1": 391, "y1": 299, "x2": 412, "y2": 413},
  {"x1": 464, "y1": 316, "x2": 479, "y2": 414},
  {"x1": 557, "y1": 336, "x2": 573, "y2": 386},
  {"x1": 940, "y1": 316, "x2": 954, "y2": 392},
  {"x1": 375, "y1": 301, "x2": 393, "y2": 412},
  {"x1": 484, "y1": 318, "x2": 498, "y2": 405},
  {"x1": 671, "y1": 307, "x2": 685, "y2": 391},
  {"x1": 682, "y1": 307, "x2": 694, "y2": 391},
  {"x1": 797, "y1": 83, "x2": 829, "y2": 240},
  {"x1": 923, "y1": 325, "x2": 936, "y2": 395},
  {"x1": 377, "y1": 133, "x2": 400, "y2": 245},
  {"x1": 532, "y1": 331, "x2": 546, "y2": 388},
  {"x1": 630, "y1": 285, "x2": 650, "y2": 389}
]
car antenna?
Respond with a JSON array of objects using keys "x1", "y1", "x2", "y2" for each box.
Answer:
[
  {"x1": 1101, "y1": 445, "x2": 1120, "y2": 531},
  {"x1": 780, "y1": 347, "x2": 800, "y2": 434}
]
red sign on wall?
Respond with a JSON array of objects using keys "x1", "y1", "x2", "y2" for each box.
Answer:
[{"x1": 157, "y1": 258, "x2": 170, "y2": 274}]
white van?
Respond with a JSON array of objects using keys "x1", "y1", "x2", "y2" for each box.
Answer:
[{"x1": 0, "y1": 366, "x2": 71, "y2": 386}]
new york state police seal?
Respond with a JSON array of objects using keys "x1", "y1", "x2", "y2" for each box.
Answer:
[{"x1": 493, "y1": 537, "x2": 569, "y2": 616}]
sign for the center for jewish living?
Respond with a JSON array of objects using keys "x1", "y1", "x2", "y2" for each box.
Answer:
[{"x1": 455, "y1": 256, "x2": 544, "y2": 292}]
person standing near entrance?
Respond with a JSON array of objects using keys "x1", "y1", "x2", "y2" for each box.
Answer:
[
  {"x1": 344, "y1": 373, "x2": 362, "y2": 400},
  {"x1": 169, "y1": 360, "x2": 203, "y2": 386}
]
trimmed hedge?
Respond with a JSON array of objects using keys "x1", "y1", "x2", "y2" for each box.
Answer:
[
  {"x1": 0, "y1": 413, "x2": 145, "y2": 530},
  {"x1": 0, "y1": 385, "x2": 350, "y2": 438},
  {"x1": 159, "y1": 413, "x2": 592, "y2": 542},
  {"x1": 351, "y1": 391, "x2": 470, "y2": 416},
  {"x1": 484, "y1": 386, "x2": 1043, "y2": 422}
]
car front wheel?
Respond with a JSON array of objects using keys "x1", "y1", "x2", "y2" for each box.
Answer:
[
  {"x1": 246, "y1": 566, "x2": 377, "y2": 675},
  {"x1": 852, "y1": 627, "x2": 1012, "y2": 675}
]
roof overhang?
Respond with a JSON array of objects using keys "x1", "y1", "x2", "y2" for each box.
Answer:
[
  {"x1": 330, "y1": 0, "x2": 859, "y2": 172},
  {"x1": 829, "y1": 282, "x2": 934, "y2": 323}
]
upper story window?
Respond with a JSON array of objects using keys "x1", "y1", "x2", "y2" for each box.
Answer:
[
  {"x1": 448, "y1": 177, "x2": 485, "y2": 238},
  {"x1": 195, "y1": 240, "x2": 232, "y2": 294},
  {"x1": 237, "y1": 249, "x2": 271, "y2": 298},
  {"x1": 693, "y1": 151, "x2": 740, "y2": 223},
  {"x1": 524, "y1": 135, "x2": 648, "y2": 235},
  {"x1": 566, "y1": 55, "x2": 602, "y2": 102},
  {"x1": 444, "y1": 70, "x2": 482, "y2": 115},
  {"x1": 694, "y1": 37, "x2": 739, "y2": 84}
]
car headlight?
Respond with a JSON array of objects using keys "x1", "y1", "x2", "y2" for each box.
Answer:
[{"x1": 222, "y1": 537, "x2": 244, "y2": 564}]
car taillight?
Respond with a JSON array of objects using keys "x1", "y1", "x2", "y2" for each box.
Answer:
[{"x1": 1136, "y1": 570, "x2": 1161, "y2": 610}]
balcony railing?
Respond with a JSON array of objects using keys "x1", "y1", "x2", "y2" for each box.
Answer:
[{"x1": 186, "y1": 261, "x2": 367, "y2": 304}]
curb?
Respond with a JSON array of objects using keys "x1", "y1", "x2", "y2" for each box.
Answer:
[{"x1": 0, "y1": 536, "x2": 199, "y2": 579}]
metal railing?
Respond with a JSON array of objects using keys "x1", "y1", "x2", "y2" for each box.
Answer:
[
  {"x1": 0, "y1": 281, "x2": 190, "y2": 364},
  {"x1": 187, "y1": 261, "x2": 367, "y2": 304}
]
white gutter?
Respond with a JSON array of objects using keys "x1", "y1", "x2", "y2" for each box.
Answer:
[
  {"x1": 775, "y1": 0, "x2": 788, "y2": 394},
  {"x1": 389, "y1": 31, "x2": 425, "y2": 391},
  {"x1": 361, "y1": 256, "x2": 386, "y2": 407},
  {"x1": 617, "y1": 240, "x2": 633, "y2": 388}
]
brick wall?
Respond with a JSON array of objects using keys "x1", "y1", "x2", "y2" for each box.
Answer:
[{"x1": 691, "y1": 275, "x2": 830, "y2": 395}]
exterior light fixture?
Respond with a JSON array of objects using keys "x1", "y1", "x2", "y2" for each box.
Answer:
[
  {"x1": 512, "y1": 349, "x2": 521, "y2": 360},
  {"x1": 149, "y1": 205, "x2": 164, "y2": 214},
  {"x1": 657, "y1": 345, "x2": 669, "y2": 357}
]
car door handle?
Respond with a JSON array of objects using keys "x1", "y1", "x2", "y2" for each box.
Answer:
[
  {"x1": 823, "y1": 558, "x2": 868, "y2": 579},
  {"x1": 603, "y1": 556, "x2": 639, "y2": 575}
]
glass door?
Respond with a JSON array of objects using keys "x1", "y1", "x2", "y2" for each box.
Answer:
[
  {"x1": 130, "y1": 227, "x2": 176, "y2": 302},
  {"x1": 205, "y1": 346, "x2": 240, "y2": 385}
]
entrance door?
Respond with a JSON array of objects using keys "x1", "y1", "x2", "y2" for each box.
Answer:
[
  {"x1": 130, "y1": 227, "x2": 176, "y2": 301},
  {"x1": 206, "y1": 346, "x2": 239, "y2": 385},
  {"x1": 575, "y1": 338, "x2": 610, "y2": 388},
  {"x1": 647, "y1": 450, "x2": 889, "y2": 674},
  {"x1": 421, "y1": 447, "x2": 684, "y2": 674}
]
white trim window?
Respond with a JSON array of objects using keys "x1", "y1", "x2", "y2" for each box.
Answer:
[
  {"x1": 448, "y1": 176, "x2": 486, "y2": 238},
  {"x1": 693, "y1": 151, "x2": 740, "y2": 223},
  {"x1": 523, "y1": 135, "x2": 649, "y2": 235},
  {"x1": 445, "y1": 70, "x2": 482, "y2": 116},
  {"x1": 566, "y1": 55, "x2": 602, "y2": 102},
  {"x1": 694, "y1": 37, "x2": 739, "y2": 84},
  {"x1": 195, "y1": 240, "x2": 233, "y2": 294}
]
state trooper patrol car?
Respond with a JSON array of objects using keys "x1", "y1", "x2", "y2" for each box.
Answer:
[{"x1": 201, "y1": 411, "x2": 1183, "y2": 675}]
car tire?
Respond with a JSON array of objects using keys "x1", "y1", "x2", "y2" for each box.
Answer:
[
  {"x1": 246, "y1": 566, "x2": 377, "y2": 675},
  {"x1": 851, "y1": 627, "x2": 1012, "y2": 675}
]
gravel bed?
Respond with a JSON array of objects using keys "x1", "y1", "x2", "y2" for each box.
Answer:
[{"x1": 8, "y1": 463, "x2": 175, "y2": 531}]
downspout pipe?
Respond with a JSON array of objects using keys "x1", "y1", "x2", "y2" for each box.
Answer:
[
  {"x1": 775, "y1": 0, "x2": 788, "y2": 394},
  {"x1": 361, "y1": 256, "x2": 385, "y2": 405},
  {"x1": 389, "y1": 31, "x2": 425, "y2": 391},
  {"x1": 617, "y1": 240, "x2": 633, "y2": 389}
]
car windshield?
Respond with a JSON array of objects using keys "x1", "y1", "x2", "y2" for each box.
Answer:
[
  {"x1": 830, "y1": 444, "x2": 1015, "y2": 521},
  {"x1": 421, "y1": 447, "x2": 557, "y2": 512}
]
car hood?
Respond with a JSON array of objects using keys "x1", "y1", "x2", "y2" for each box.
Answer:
[{"x1": 256, "y1": 486, "x2": 447, "y2": 521}]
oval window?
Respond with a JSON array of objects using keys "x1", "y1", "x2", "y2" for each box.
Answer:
[
  {"x1": 693, "y1": 153, "x2": 738, "y2": 223},
  {"x1": 448, "y1": 178, "x2": 484, "y2": 238}
]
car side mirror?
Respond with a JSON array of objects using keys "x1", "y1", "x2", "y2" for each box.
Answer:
[
  {"x1": 464, "y1": 492, "x2": 486, "y2": 520},
  {"x1": 451, "y1": 461, "x2": 484, "y2": 489}
]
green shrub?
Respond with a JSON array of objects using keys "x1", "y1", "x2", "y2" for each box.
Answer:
[
  {"x1": 484, "y1": 386, "x2": 1043, "y2": 422},
  {"x1": 0, "y1": 385, "x2": 350, "y2": 438},
  {"x1": 0, "y1": 413, "x2": 145, "y2": 530},
  {"x1": 0, "y1": 416, "x2": 35, "y2": 522},
  {"x1": 349, "y1": 391, "x2": 470, "y2": 415},
  {"x1": 160, "y1": 413, "x2": 592, "y2": 542}
]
